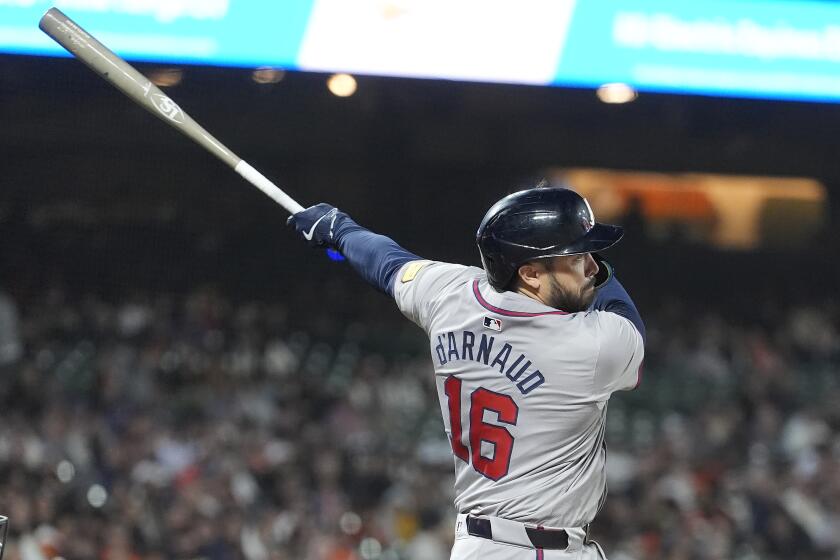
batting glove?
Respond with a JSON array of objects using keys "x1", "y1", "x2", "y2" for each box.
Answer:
[{"x1": 287, "y1": 203, "x2": 345, "y2": 248}]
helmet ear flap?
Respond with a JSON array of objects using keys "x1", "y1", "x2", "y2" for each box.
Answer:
[{"x1": 591, "y1": 253, "x2": 614, "y2": 289}]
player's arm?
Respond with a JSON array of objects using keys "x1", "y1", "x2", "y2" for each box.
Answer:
[
  {"x1": 287, "y1": 203, "x2": 421, "y2": 296},
  {"x1": 588, "y1": 255, "x2": 645, "y2": 394},
  {"x1": 589, "y1": 254, "x2": 645, "y2": 343}
]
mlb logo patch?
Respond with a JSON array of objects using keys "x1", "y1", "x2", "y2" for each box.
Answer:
[{"x1": 483, "y1": 317, "x2": 502, "y2": 331}]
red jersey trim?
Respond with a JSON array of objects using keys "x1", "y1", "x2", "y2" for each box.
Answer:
[
  {"x1": 472, "y1": 280, "x2": 569, "y2": 317},
  {"x1": 634, "y1": 360, "x2": 645, "y2": 389}
]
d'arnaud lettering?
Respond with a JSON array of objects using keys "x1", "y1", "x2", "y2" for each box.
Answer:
[{"x1": 434, "y1": 330, "x2": 544, "y2": 395}]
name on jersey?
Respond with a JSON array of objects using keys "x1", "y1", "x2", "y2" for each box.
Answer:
[{"x1": 433, "y1": 330, "x2": 544, "y2": 395}]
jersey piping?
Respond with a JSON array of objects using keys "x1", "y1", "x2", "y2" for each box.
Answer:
[{"x1": 471, "y1": 279, "x2": 569, "y2": 317}]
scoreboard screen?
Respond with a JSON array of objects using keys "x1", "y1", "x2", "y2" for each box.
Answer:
[{"x1": 3, "y1": 0, "x2": 840, "y2": 103}]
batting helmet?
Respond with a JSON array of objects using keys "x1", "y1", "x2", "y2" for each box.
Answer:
[{"x1": 476, "y1": 186, "x2": 623, "y2": 291}]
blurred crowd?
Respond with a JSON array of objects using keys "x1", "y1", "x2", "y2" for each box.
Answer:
[{"x1": 0, "y1": 284, "x2": 839, "y2": 560}]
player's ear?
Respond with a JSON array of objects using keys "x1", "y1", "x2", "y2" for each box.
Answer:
[{"x1": 515, "y1": 262, "x2": 543, "y2": 291}]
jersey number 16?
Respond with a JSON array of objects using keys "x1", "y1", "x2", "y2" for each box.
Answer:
[{"x1": 444, "y1": 376, "x2": 519, "y2": 481}]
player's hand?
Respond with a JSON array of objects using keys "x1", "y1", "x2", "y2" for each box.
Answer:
[
  {"x1": 592, "y1": 253, "x2": 614, "y2": 289},
  {"x1": 287, "y1": 203, "x2": 343, "y2": 248}
]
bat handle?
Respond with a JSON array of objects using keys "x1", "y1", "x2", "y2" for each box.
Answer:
[
  {"x1": 233, "y1": 160, "x2": 341, "y2": 262},
  {"x1": 234, "y1": 161, "x2": 304, "y2": 215}
]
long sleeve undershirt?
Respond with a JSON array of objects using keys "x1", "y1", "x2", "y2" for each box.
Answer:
[{"x1": 333, "y1": 219, "x2": 420, "y2": 297}]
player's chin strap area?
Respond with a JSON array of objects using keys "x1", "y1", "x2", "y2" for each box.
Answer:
[
  {"x1": 591, "y1": 252, "x2": 614, "y2": 290},
  {"x1": 455, "y1": 513, "x2": 589, "y2": 551}
]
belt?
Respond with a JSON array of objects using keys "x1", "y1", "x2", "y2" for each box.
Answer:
[{"x1": 466, "y1": 515, "x2": 569, "y2": 550}]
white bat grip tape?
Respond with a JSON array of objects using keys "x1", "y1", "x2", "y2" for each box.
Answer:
[{"x1": 235, "y1": 161, "x2": 305, "y2": 215}]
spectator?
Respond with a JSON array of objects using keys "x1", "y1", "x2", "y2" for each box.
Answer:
[{"x1": 1, "y1": 287, "x2": 839, "y2": 559}]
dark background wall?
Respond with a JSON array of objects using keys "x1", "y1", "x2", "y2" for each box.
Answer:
[{"x1": 2, "y1": 54, "x2": 840, "y2": 321}]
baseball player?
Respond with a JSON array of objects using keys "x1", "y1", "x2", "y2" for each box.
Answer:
[{"x1": 288, "y1": 185, "x2": 645, "y2": 559}]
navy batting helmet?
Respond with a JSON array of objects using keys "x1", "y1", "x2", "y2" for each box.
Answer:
[{"x1": 476, "y1": 186, "x2": 623, "y2": 291}]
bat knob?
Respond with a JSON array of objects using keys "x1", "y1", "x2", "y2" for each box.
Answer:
[{"x1": 326, "y1": 249, "x2": 345, "y2": 262}]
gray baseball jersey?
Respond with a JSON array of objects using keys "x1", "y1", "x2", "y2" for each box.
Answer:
[{"x1": 394, "y1": 261, "x2": 644, "y2": 528}]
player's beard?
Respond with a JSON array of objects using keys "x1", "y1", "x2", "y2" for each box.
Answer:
[{"x1": 546, "y1": 275, "x2": 596, "y2": 313}]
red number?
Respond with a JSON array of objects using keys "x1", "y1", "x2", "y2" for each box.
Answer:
[
  {"x1": 444, "y1": 376, "x2": 470, "y2": 462},
  {"x1": 444, "y1": 376, "x2": 518, "y2": 481},
  {"x1": 469, "y1": 388, "x2": 518, "y2": 480}
]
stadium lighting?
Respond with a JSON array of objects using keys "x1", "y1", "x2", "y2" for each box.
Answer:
[
  {"x1": 596, "y1": 83, "x2": 637, "y2": 104},
  {"x1": 252, "y1": 67, "x2": 285, "y2": 84},
  {"x1": 148, "y1": 68, "x2": 183, "y2": 87},
  {"x1": 328, "y1": 73, "x2": 357, "y2": 97}
]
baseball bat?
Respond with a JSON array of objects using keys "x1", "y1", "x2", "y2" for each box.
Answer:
[{"x1": 38, "y1": 7, "x2": 304, "y2": 215}]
